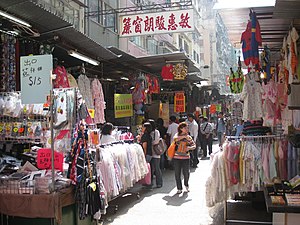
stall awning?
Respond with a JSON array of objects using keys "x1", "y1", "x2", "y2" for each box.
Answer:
[{"x1": 0, "y1": 0, "x2": 117, "y2": 61}]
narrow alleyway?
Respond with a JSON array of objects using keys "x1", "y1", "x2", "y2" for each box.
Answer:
[
  {"x1": 100, "y1": 142, "x2": 272, "y2": 225},
  {"x1": 100, "y1": 143, "x2": 223, "y2": 225}
]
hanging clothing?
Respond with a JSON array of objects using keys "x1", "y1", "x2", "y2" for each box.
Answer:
[
  {"x1": 240, "y1": 79, "x2": 264, "y2": 120},
  {"x1": 287, "y1": 27, "x2": 299, "y2": 83},
  {"x1": 78, "y1": 75, "x2": 94, "y2": 109},
  {"x1": 91, "y1": 79, "x2": 106, "y2": 124},
  {"x1": 53, "y1": 65, "x2": 70, "y2": 88}
]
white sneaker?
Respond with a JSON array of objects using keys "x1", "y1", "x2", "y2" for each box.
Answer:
[
  {"x1": 177, "y1": 190, "x2": 182, "y2": 194},
  {"x1": 185, "y1": 186, "x2": 190, "y2": 192}
]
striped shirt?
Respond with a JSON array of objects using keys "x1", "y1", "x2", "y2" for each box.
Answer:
[{"x1": 173, "y1": 133, "x2": 196, "y2": 159}]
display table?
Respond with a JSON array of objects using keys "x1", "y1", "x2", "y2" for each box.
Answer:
[
  {"x1": 0, "y1": 187, "x2": 96, "y2": 225},
  {"x1": 264, "y1": 187, "x2": 300, "y2": 225}
]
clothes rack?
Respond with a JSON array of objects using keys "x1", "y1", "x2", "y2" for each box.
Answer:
[{"x1": 223, "y1": 135, "x2": 286, "y2": 224}]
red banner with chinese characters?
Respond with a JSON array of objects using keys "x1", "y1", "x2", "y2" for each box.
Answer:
[
  {"x1": 36, "y1": 148, "x2": 63, "y2": 172},
  {"x1": 174, "y1": 92, "x2": 185, "y2": 113},
  {"x1": 210, "y1": 104, "x2": 216, "y2": 114},
  {"x1": 119, "y1": 9, "x2": 194, "y2": 37}
]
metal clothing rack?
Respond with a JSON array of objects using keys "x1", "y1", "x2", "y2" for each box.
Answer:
[
  {"x1": 96, "y1": 142, "x2": 140, "y2": 215},
  {"x1": 223, "y1": 135, "x2": 286, "y2": 224}
]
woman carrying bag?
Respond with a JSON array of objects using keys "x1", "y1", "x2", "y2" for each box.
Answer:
[{"x1": 172, "y1": 122, "x2": 196, "y2": 194}]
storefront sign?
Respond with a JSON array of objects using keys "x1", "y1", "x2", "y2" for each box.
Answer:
[
  {"x1": 216, "y1": 104, "x2": 222, "y2": 112},
  {"x1": 119, "y1": 9, "x2": 194, "y2": 37},
  {"x1": 114, "y1": 94, "x2": 133, "y2": 118},
  {"x1": 210, "y1": 104, "x2": 216, "y2": 114},
  {"x1": 174, "y1": 92, "x2": 185, "y2": 113},
  {"x1": 20, "y1": 54, "x2": 52, "y2": 104},
  {"x1": 36, "y1": 148, "x2": 63, "y2": 172}
]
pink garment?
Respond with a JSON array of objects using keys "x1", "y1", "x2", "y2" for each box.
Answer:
[
  {"x1": 120, "y1": 132, "x2": 134, "y2": 141},
  {"x1": 262, "y1": 79, "x2": 277, "y2": 103},
  {"x1": 261, "y1": 142, "x2": 270, "y2": 181},
  {"x1": 53, "y1": 66, "x2": 70, "y2": 88},
  {"x1": 276, "y1": 83, "x2": 288, "y2": 109},
  {"x1": 91, "y1": 79, "x2": 106, "y2": 124}
]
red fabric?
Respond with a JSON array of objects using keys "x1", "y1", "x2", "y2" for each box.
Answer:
[
  {"x1": 53, "y1": 66, "x2": 70, "y2": 88},
  {"x1": 151, "y1": 77, "x2": 160, "y2": 93},
  {"x1": 161, "y1": 64, "x2": 174, "y2": 81}
]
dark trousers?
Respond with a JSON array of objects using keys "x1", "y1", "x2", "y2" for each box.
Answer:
[
  {"x1": 190, "y1": 138, "x2": 199, "y2": 167},
  {"x1": 173, "y1": 158, "x2": 190, "y2": 190},
  {"x1": 150, "y1": 157, "x2": 163, "y2": 186},
  {"x1": 202, "y1": 134, "x2": 213, "y2": 157}
]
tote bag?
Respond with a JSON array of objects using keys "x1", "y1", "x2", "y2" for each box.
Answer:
[{"x1": 167, "y1": 142, "x2": 176, "y2": 159}]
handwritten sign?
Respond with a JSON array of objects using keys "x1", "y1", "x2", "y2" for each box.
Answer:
[
  {"x1": 20, "y1": 55, "x2": 52, "y2": 104},
  {"x1": 119, "y1": 9, "x2": 194, "y2": 37},
  {"x1": 114, "y1": 94, "x2": 133, "y2": 118},
  {"x1": 174, "y1": 92, "x2": 185, "y2": 113},
  {"x1": 37, "y1": 148, "x2": 63, "y2": 172}
]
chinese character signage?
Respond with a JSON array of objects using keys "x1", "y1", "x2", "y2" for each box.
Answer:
[
  {"x1": 20, "y1": 55, "x2": 52, "y2": 104},
  {"x1": 174, "y1": 92, "x2": 185, "y2": 113},
  {"x1": 210, "y1": 104, "x2": 216, "y2": 114},
  {"x1": 114, "y1": 94, "x2": 133, "y2": 118},
  {"x1": 36, "y1": 148, "x2": 63, "y2": 172},
  {"x1": 120, "y1": 9, "x2": 194, "y2": 37},
  {"x1": 216, "y1": 104, "x2": 222, "y2": 112}
]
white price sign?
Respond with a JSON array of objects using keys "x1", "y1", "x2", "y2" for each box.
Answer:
[{"x1": 20, "y1": 55, "x2": 52, "y2": 104}]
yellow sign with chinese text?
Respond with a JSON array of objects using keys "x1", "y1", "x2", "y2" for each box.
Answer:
[{"x1": 114, "y1": 94, "x2": 133, "y2": 118}]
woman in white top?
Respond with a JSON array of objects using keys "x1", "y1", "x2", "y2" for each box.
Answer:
[{"x1": 100, "y1": 122, "x2": 116, "y2": 145}]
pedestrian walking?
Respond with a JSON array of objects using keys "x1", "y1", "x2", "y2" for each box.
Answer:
[
  {"x1": 216, "y1": 112, "x2": 226, "y2": 148},
  {"x1": 199, "y1": 117, "x2": 213, "y2": 159},
  {"x1": 186, "y1": 113, "x2": 199, "y2": 168},
  {"x1": 148, "y1": 119, "x2": 163, "y2": 188},
  {"x1": 173, "y1": 122, "x2": 196, "y2": 194}
]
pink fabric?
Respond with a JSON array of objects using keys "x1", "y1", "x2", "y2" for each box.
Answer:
[
  {"x1": 53, "y1": 66, "x2": 70, "y2": 88},
  {"x1": 91, "y1": 79, "x2": 106, "y2": 124},
  {"x1": 138, "y1": 163, "x2": 151, "y2": 185}
]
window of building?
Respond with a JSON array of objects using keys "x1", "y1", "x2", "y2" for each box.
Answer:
[
  {"x1": 104, "y1": 3, "x2": 116, "y2": 31},
  {"x1": 184, "y1": 40, "x2": 189, "y2": 55},
  {"x1": 88, "y1": 0, "x2": 102, "y2": 24},
  {"x1": 179, "y1": 36, "x2": 183, "y2": 50}
]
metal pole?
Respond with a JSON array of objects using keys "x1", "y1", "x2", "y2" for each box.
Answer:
[{"x1": 50, "y1": 86, "x2": 55, "y2": 191}]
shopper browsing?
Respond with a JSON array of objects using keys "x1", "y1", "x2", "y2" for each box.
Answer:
[
  {"x1": 173, "y1": 122, "x2": 196, "y2": 194},
  {"x1": 186, "y1": 113, "x2": 199, "y2": 168},
  {"x1": 100, "y1": 122, "x2": 116, "y2": 145},
  {"x1": 148, "y1": 119, "x2": 163, "y2": 188}
]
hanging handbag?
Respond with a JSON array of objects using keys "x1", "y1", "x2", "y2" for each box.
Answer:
[
  {"x1": 153, "y1": 138, "x2": 167, "y2": 155},
  {"x1": 288, "y1": 125, "x2": 300, "y2": 148},
  {"x1": 167, "y1": 142, "x2": 176, "y2": 159}
]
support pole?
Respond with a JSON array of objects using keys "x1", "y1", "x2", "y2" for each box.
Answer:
[{"x1": 50, "y1": 87, "x2": 55, "y2": 191}]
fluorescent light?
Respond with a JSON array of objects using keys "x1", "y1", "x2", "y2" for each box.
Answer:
[
  {"x1": 68, "y1": 50, "x2": 100, "y2": 66},
  {"x1": 0, "y1": 10, "x2": 31, "y2": 28},
  {"x1": 213, "y1": 0, "x2": 276, "y2": 9},
  {"x1": 120, "y1": 76, "x2": 129, "y2": 81}
]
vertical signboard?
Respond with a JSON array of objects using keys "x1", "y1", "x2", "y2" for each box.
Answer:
[
  {"x1": 174, "y1": 92, "x2": 185, "y2": 113},
  {"x1": 114, "y1": 94, "x2": 133, "y2": 118},
  {"x1": 20, "y1": 55, "x2": 52, "y2": 104}
]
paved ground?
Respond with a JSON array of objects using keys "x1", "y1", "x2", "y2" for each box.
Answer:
[{"x1": 99, "y1": 143, "x2": 271, "y2": 225}]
